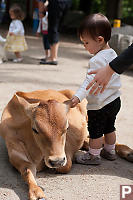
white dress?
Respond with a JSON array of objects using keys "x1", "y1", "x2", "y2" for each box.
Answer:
[{"x1": 5, "y1": 19, "x2": 28, "y2": 52}]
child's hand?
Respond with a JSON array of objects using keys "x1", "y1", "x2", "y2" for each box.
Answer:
[
  {"x1": 9, "y1": 32, "x2": 14, "y2": 36},
  {"x1": 70, "y1": 96, "x2": 80, "y2": 108}
]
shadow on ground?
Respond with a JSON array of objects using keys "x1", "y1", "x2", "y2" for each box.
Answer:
[{"x1": 0, "y1": 136, "x2": 132, "y2": 200}]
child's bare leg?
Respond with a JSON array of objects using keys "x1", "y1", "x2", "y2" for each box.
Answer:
[
  {"x1": 50, "y1": 42, "x2": 59, "y2": 61},
  {"x1": 104, "y1": 131, "x2": 116, "y2": 145},
  {"x1": 101, "y1": 132, "x2": 117, "y2": 160},
  {"x1": 15, "y1": 51, "x2": 22, "y2": 59},
  {"x1": 45, "y1": 49, "x2": 50, "y2": 59},
  {"x1": 75, "y1": 137, "x2": 103, "y2": 165},
  {"x1": 89, "y1": 137, "x2": 103, "y2": 149}
]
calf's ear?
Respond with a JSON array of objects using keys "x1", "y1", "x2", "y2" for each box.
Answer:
[{"x1": 15, "y1": 93, "x2": 39, "y2": 117}]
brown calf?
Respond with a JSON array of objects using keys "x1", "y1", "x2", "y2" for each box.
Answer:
[
  {"x1": 0, "y1": 89, "x2": 88, "y2": 200},
  {"x1": 0, "y1": 89, "x2": 132, "y2": 200}
]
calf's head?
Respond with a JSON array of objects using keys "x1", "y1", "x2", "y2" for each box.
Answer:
[{"x1": 16, "y1": 93, "x2": 70, "y2": 168}]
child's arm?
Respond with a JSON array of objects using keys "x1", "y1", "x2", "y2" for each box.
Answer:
[
  {"x1": 69, "y1": 96, "x2": 80, "y2": 108},
  {"x1": 36, "y1": 20, "x2": 41, "y2": 36},
  {"x1": 69, "y1": 59, "x2": 103, "y2": 108},
  {"x1": 69, "y1": 71, "x2": 95, "y2": 108}
]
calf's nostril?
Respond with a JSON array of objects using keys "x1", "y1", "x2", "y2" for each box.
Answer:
[
  {"x1": 49, "y1": 158, "x2": 66, "y2": 167},
  {"x1": 49, "y1": 159, "x2": 55, "y2": 167}
]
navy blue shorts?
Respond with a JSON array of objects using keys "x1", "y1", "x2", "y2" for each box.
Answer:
[
  {"x1": 87, "y1": 97, "x2": 121, "y2": 139},
  {"x1": 42, "y1": 34, "x2": 50, "y2": 50}
]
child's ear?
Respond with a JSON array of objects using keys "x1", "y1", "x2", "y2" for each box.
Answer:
[{"x1": 97, "y1": 36, "x2": 104, "y2": 43}]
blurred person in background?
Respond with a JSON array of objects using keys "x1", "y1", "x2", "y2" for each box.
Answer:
[
  {"x1": 38, "y1": 0, "x2": 72, "y2": 65},
  {"x1": 4, "y1": 4, "x2": 28, "y2": 63},
  {"x1": 36, "y1": 10, "x2": 50, "y2": 63}
]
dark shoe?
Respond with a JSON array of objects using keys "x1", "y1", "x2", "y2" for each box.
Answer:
[
  {"x1": 100, "y1": 149, "x2": 117, "y2": 161},
  {"x1": 75, "y1": 152, "x2": 101, "y2": 165},
  {"x1": 40, "y1": 58, "x2": 46, "y2": 62},
  {"x1": 39, "y1": 60, "x2": 58, "y2": 65}
]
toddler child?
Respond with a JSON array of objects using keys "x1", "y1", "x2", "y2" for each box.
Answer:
[
  {"x1": 4, "y1": 4, "x2": 28, "y2": 63},
  {"x1": 36, "y1": 11, "x2": 50, "y2": 64},
  {"x1": 69, "y1": 13, "x2": 121, "y2": 165}
]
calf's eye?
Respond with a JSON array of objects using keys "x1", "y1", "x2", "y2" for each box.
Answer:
[{"x1": 32, "y1": 127, "x2": 39, "y2": 134}]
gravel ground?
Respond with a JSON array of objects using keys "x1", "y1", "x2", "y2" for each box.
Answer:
[{"x1": 0, "y1": 32, "x2": 133, "y2": 200}]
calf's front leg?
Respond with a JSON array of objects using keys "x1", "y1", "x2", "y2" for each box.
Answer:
[
  {"x1": 7, "y1": 143, "x2": 46, "y2": 200},
  {"x1": 22, "y1": 167, "x2": 46, "y2": 200}
]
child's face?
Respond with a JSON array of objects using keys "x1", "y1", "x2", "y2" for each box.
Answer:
[
  {"x1": 39, "y1": 12, "x2": 44, "y2": 19},
  {"x1": 80, "y1": 34, "x2": 105, "y2": 55},
  {"x1": 9, "y1": 10, "x2": 16, "y2": 20}
]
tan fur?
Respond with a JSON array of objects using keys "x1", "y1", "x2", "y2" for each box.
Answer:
[
  {"x1": 115, "y1": 144, "x2": 133, "y2": 162},
  {"x1": 0, "y1": 89, "x2": 132, "y2": 199},
  {"x1": 0, "y1": 89, "x2": 88, "y2": 200}
]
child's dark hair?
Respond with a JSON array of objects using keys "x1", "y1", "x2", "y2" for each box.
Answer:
[
  {"x1": 39, "y1": 11, "x2": 46, "y2": 16},
  {"x1": 9, "y1": 4, "x2": 25, "y2": 20},
  {"x1": 79, "y1": 13, "x2": 111, "y2": 43}
]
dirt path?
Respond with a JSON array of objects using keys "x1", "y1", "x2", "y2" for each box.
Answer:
[{"x1": 0, "y1": 33, "x2": 133, "y2": 200}]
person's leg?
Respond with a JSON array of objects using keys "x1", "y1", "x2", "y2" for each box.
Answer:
[
  {"x1": 41, "y1": 14, "x2": 59, "y2": 64},
  {"x1": 104, "y1": 131, "x2": 116, "y2": 145},
  {"x1": 101, "y1": 132, "x2": 117, "y2": 160},
  {"x1": 41, "y1": 42, "x2": 59, "y2": 65},
  {"x1": 75, "y1": 137, "x2": 103, "y2": 165},
  {"x1": 14, "y1": 52, "x2": 22, "y2": 59},
  {"x1": 101, "y1": 97, "x2": 121, "y2": 160},
  {"x1": 89, "y1": 137, "x2": 103, "y2": 149},
  {"x1": 43, "y1": 1, "x2": 69, "y2": 64},
  {"x1": 50, "y1": 42, "x2": 59, "y2": 61},
  {"x1": 75, "y1": 109, "x2": 105, "y2": 165},
  {"x1": 88, "y1": 137, "x2": 103, "y2": 163},
  {"x1": 13, "y1": 52, "x2": 23, "y2": 63},
  {"x1": 50, "y1": 1, "x2": 71, "y2": 61},
  {"x1": 40, "y1": 34, "x2": 50, "y2": 63},
  {"x1": 43, "y1": 34, "x2": 50, "y2": 59},
  {"x1": 45, "y1": 49, "x2": 49, "y2": 59}
]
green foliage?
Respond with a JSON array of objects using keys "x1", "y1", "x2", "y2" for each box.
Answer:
[
  {"x1": 73, "y1": 0, "x2": 133, "y2": 19},
  {"x1": 122, "y1": 0, "x2": 133, "y2": 17},
  {"x1": 72, "y1": 0, "x2": 80, "y2": 10},
  {"x1": 90, "y1": 0, "x2": 106, "y2": 14}
]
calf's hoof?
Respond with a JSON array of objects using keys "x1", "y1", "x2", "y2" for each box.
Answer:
[{"x1": 29, "y1": 185, "x2": 46, "y2": 200}]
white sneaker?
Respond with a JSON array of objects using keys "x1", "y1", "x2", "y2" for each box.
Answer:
[{"x1": 13, "y1": 58, "x2": 23, "y2": 63}]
